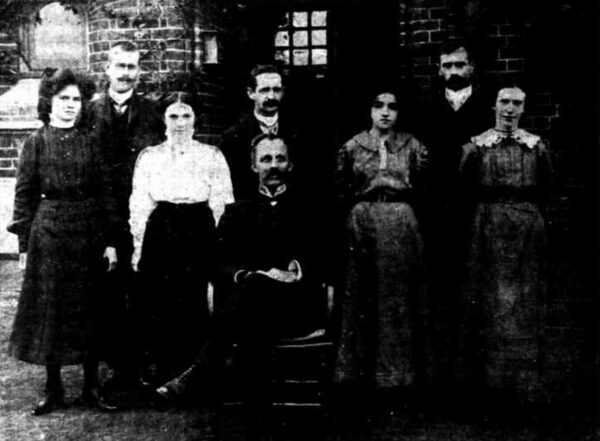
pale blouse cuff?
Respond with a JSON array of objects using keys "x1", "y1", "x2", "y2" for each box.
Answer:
[
  {"x1": 129, "y1": 201, "x2": 156, "y2": 263},
  {"x1": 208, "y1": 150, "x2": 234, "y2": 224},
  {"x1": 289, "y1": 259, "x2": 303, "y2": 282}
]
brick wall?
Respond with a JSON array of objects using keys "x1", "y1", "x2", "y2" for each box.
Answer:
[
  {"x1": 191, "y1": 0, "x2": 230, "y2": 146},
  {"x1": 0, "y1": 30, "x2": 19, "y2": 95},
  {"x1": 0, "y1": 129, "x2": 32, "y2": 178},
  {"x1": 87, "y1": 0, "x2": 193, "y2": 91}
]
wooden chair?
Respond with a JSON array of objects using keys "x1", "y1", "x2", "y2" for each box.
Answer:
[{"x1": 207, "y1": 283, "x2": 336, "y2": 408}]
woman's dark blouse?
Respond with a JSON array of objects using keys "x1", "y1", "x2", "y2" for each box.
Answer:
[{"x1": 8, "y1": 125, "x2": 118, "y2": 252}]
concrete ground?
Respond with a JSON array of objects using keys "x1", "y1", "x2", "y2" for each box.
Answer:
[{"x1": 0, "y1": 258, "x2": 597, "y2": 441}]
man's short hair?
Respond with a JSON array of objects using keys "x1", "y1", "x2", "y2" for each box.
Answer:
[
  {"x1": 440, "y1": 40, "x2": 471, "y2": 59},
  {"x1": 108, "y1": 41, "x2": 139, "y2": 63},
  {"x1": 247, "y1": 64, "x2": 281, "y2": 91},
  {"x1": 250, "y1": 133, "x2": 291, "y2": 164}
]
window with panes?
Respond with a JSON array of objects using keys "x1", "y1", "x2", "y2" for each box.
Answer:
[{"x1": 274, "y1": 10, "x2": 328, "y2": 67}]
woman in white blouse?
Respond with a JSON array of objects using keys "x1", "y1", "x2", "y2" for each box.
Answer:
[{"x1": 129, "y1": 91, "x2": 233, "y2": 384}]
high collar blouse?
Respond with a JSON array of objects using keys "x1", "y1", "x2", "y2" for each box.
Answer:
[
  {"x1": 129, "y1": 139, "x2": 234, "y2": 258},
  {"x1": 459, "y1": 128, "x2": 553, "y2": 198},
  {"x1": 335, "y1": 130, "x2": 429, "y2": 206}
]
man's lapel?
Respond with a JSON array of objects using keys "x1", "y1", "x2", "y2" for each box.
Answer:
[
  {"x1": 127, "y1": 93, "x2": 140, "y2": 128},
  {"x1": 242, "y1": 113, "x2": 262, "y2": 140},
  {"x1": 97, "y1": 93, "x2": 114, "y2": 126}
]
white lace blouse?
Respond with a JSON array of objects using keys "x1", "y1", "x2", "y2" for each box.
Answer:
[{"x1": 129, "y1": 140, "x2": 234, "y2": 263}]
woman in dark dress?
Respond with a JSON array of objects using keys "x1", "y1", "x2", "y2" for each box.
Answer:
[
  {"x1": 459, "y1": 87, "x2": 553, "y2": 406},
  {"x1": 129, "y1": 92, "x2": 233, "y2": 384},
  {"x1": 333, "y1": 89, "x2": 429, "y2": 403},
  {"x1": 7, "y1": 69, "x2": 119, "y2": 415}
]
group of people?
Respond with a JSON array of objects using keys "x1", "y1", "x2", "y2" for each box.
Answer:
[{"x1": 7, "y1": 39, "x2": 552, "y2": 429}]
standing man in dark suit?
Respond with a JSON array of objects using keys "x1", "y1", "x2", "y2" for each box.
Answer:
[
  {"x1": 220, "y1": 64, "x2": 302, "y2": 201},
  {"x1": 424, "y1": 41, "x2": 492, "y2": 186},
  {"x1": 417, "y1": 41, "x2": 493, "y2": 408},
  {"x1": 91, "y1": 41, "x2": 164, "y2": 391}
]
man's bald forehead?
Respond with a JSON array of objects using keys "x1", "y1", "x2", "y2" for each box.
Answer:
[{"x1": 256, "y1": 136, "x2": 287, "y2": 152}]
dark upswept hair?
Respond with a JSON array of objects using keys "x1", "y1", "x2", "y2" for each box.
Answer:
[
  {"x1": 362, "y1": 86, "x2": 404, "y2": 130},
  {"x1": 158, "y1": 91, "x2": 198, "y2": 115},
  {"x1": 157, "y1": 90, "x2": 202, "y2": 135},
  {"x1": 440, "y1": 39, "x2": 472, "y2": 59},
  {"x1": 37, "y1": 68, "x2": 96, "y2": 128},
  {"x1": 247, "y1": 64, "x2": 282, "y2": 91}
]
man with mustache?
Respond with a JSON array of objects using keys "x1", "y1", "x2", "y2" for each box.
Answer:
[
  {"x1": 219, "y1": 64, "x2": 300, "y2": 200},
  {"x1": 91, "y1": 41, "x2": 164, "y2": 393},
  {"x1": 415, "y1": 41, "x2": 493, "y2": 411},
  {"x1": 423, "y1": 41, "x2": 492, "y2": 202},
  {"x1": 151, "y1": 134, "x2": 327, "y2": 438}
]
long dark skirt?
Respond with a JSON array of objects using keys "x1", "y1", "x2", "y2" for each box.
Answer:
[
  {"x1": 461, "y1": 201, "x2": 547, "y2": 402},
  {"x1": 138, "y1": 201, "x2": 215, "y2": 378},
  {"x1": 334, "y1": 201, "x2": 426, "y2": 389},
  {"x1": 9, "y1": 199, "x2": 105, "y2": 365}
]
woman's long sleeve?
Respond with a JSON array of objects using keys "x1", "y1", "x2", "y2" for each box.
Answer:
[
  {"x1": 208, "y1": 149, "x2": 234, "y2": 224},
  {"x1": 7, "y1": 134, "x2": 41, "y2": 252},
  {"x1": 334, "y1": 144, "x2": 355, "y2": 213},
  {"x1": 410, "y1": 138, "x2": 430, "y2": 190},
  {"x1": 535, "y1": 140, "x2": 554, "y2": 216},
  {"x1": 91, "y1": 132, "x2": 120, "y2": 247},
  {"x1": 129, "y1": 150, "x2": 157, "y2": 263}
]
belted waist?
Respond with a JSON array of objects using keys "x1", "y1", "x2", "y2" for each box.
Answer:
[
  {"x1": 39, "y1": 196, "x2": 100, "y2": 207},
  {"x1": 476, "y1": 188, "x2": 539, "y2": 203},
  {"x1": 153, "y1": 201, "x2": 212, "y2": 219},
  {"x1": 155, "y1": 200, "x2": 209, "y2": 211},
  {"x1": 359, "y1": 189, "x2": 412, "y2": 203},
  {"x1": 37, "y1": 197, "x2": 105, "y2": 229}
]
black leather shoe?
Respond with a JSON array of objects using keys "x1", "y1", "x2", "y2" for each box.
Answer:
[
  {"x1": 155, "y1": 363, "x2": 201, "y2": 403},
  {"x1": 75, "y1": 388, "x2": 119, "y2": 411},
  {"x1": 31, "y1": 391, "x2": 65, "y2": 416}
]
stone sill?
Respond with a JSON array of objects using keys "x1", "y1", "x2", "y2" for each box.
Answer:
[{"x1": 0, "y1": 120, "x2": 42, "y2": 130}]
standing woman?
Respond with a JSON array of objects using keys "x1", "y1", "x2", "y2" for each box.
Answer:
[
  {"x1": 334, "y1": 89, "x2": 429, "y2": 403},
  {"x1": 459, "y1": 87, "x2": 553, "y2": 407},
  {"x1": 129, "y1": 92, "x2": 233, "y2": 384},
  {"x1": 7, "y1": 69, "x2": 119, "y2": 415}
]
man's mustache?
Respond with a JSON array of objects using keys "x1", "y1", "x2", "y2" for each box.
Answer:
[
  {"x1": 264, "y1": 99, "x2": 280, "y2": 107},
  {"x1": 117, "y1": 77, "x2": 134, "y2": 82},
  {"x1": 266, "y1": 170, "x2": 283, "y2": 179},
  {"x1": 447, "y1": 75, "x2": 464, "y2": 83}
]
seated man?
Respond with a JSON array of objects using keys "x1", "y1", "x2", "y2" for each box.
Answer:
[{"x1": 153, "y1": 133, "x2": 328, "y2": 421}]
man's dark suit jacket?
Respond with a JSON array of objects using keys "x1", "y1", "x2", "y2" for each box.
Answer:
[
  {"x1": 219, "y1": 113, "x2": 300, "y2": 201},
  {"x1": 418, "y1": 87, "x2": 493, "y2": 200},
  {"x1": 91, "y1": 92, "x2": 164, "y2": 244},
  {"x1": 215, "y1": 189, "x2": 327, "y2": 336}
]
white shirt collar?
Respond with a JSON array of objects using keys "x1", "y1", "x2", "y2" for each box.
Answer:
[
  {"x1": 445, "y1": 85, "x2": 472, "y2": 111},
  {"x1": 108, "y1": 88, "x2": 134, "y2": 106},
  {"x1": 259, "y1": 184, "x2": 287, "y2": 201},
  {"x1": 254, "y1": 111, "x2": 279, "y2": 130}
]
